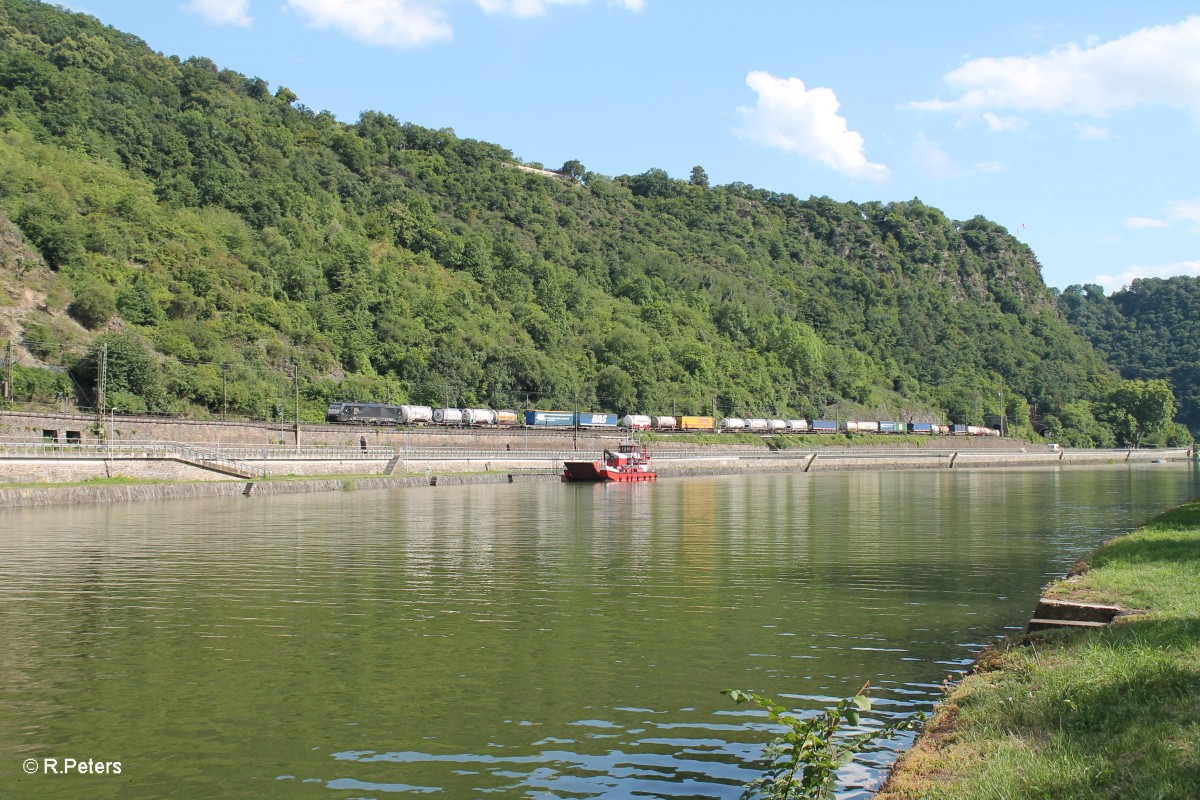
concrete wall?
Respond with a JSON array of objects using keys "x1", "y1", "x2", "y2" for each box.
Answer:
[
  {"x1": 0, "y1": 471, "x2": 558, "y2": 508},
  {"x1": 0, "y1": 457, "x2": 234, "y2": 483}
]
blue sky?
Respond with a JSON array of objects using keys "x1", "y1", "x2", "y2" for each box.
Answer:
[{"x1": 62, "y1": 0, "x2": 1200, "y2": 293}]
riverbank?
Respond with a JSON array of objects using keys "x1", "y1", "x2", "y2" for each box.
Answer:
[{"x1": 876, "y1": 500, "x2": 1200, "y2": 800}]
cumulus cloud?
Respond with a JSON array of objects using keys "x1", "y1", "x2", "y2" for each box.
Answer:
[
  {"x1": 1093, "y1": 260, "x2": 1200, "y2": 293},
  {"x1": 735, "y1": 71, "x2": 889, "y2": 181},
  {"x1": 286, "y1": 0, "x2": 452, "y2": 47},
  {"x1": 911, "y1": 16, "x2": 1200, "y2": 123},
  {"x1": 183, "y1": 0, "x2": 252, "y2": 26},
  {"x1": 1124, "y1": 216, "x2": 1169, "y2": 229}
]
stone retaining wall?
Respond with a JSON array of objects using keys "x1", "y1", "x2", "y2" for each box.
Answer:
[
  {"x1": 0, "y1": 457, "x2": 234, "y2": 483},
  {"x1": 0, "y1": 471, "x2": 559, "y2": 508}
]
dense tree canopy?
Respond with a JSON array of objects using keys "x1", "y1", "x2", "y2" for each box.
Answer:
[
  {"x1": 0, "y1": 0, "x2": 1125, "y2": 431},
  {"x1": 1062, "y1": 278, "x2": 1200, "y2": 436}
]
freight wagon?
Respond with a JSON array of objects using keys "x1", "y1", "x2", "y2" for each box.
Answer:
[{"x1": 524, "y1": 410, "x2": 575, "y2": 427}]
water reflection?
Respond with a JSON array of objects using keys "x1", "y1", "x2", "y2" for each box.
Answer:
[{"x1": 0, "y1": 464, "x2": 1195, "y2": 798}]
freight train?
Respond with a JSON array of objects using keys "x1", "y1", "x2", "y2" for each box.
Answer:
[{"x1": 325, "y1": 402, "x2": 1000, "y2": 436}]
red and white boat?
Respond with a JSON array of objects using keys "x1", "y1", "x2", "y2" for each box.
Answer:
[{"x1": 562, "y1": 442, "x2": 657, "y2": 483}]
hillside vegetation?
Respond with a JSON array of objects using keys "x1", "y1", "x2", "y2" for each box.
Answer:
[
  {"x1": 1062, "y1": 278, "x2": 1200, "y2": 438},
  {"x1": 0, "y1": 0, "x2": 1119, "y2": 430}
]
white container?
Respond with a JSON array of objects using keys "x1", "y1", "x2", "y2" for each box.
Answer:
[
  {"x1": 433, "y1": 407, "x2": 464, "y2": 424},
  {"x1": 746, "y1": 418, "x2": 768, "y2": 431},
  {"x1": 719, "y1": 417, "x2": 746, "y2": 430},
  {"x1": 399, "y1": 405, "x2": 433, "y2": 424},
  {"x1": 622, "y1": 414, "x2": 652, "y2": 429},
  {"x1": 786, "y1": 419, "x2": 809, "y2": 432},
  {"x1": 650, "y1": 415, "x2": 677, "y2": 429},
  {"x1": 463, "y1": 408, "x2": 497, "y2": 425}
]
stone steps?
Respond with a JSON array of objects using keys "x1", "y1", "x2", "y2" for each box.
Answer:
[{"x1": 1026, "y1": 598, "x2": 1125, "y2": 634}]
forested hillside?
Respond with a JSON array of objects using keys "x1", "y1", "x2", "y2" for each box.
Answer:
[
  {"x1": 0, "y1": 0, "x2": 1119, "y2": 431},
  {"x1": 1062, "y1": 278, "x2": 1200, "y2": 436}
]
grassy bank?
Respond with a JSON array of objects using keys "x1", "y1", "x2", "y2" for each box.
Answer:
[{"x1": 877, "y1": 501, "x2": 1200, "y2": 800}]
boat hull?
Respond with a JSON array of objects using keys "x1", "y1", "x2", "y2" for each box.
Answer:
[{"x1": 562, "y1": 461, "x2": 657, "y2": 482}]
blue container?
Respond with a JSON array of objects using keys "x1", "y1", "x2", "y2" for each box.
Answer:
[
  {"x1": 950, "y1": 423, "x2": 970, "y2": 434},
  {"x1": 577, "y1": 412, "x2": 619, "y2": 428},
  {"x1": 524, "y1": 410, "x2": 576, "y2": 427},
  {"x1": 879, "y1": 421, "x2": 901, "y2": 433},
  {"x1": 811, "y1": 419, "x2": 838, "y2": 433},
  {"x1": 909, "y1": 422, "x2": 933, "y2": 433}
]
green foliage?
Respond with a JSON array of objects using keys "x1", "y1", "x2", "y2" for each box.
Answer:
[
  {"x1": 67, "y1": 276, "x2": 116, "y2": 329},
  {"x1": 1101, "y1": 379, "x2": 1175, "y2": 447},
  {"x1": 71, "y1": 332, "x2": 161, "y2": 410},
  {"x1": 10, "y1": 363, "x2": 70, "y2": 403},
  {"x1": 1062, "y1": 279, "x2": 1200, "y2": 435},
  {"x1": 724, "y1": 686, "x2": 924, "y2": 799},
  {"x1": 0, "y1": 0, "x2": 1118, "y2": 423}
]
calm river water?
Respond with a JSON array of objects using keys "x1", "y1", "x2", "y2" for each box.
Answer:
[{"x1": 2, "y1": 464, "x2": 1197, "y2": 799}]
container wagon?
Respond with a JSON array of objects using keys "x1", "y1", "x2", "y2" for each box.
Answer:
[
  {"x1": 578, "y1": 413, "x2": 619, "y2": 429},
  {"x1": 525, "y1": 410, "x2": 575, "y2": 427}
]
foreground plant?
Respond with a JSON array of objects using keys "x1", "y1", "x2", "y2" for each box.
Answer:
[{"x1": 724, "y1": 684, "x2": 924, "y2": 800}]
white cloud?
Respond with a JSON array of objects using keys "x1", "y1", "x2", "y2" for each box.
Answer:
[
  {"x1": 286, "y1": 0, "x2": 452, "y2": 47},
  {"x1": 735, "y1": 71, "x2": 889, "y2": 181},
  {"x1": 477, "y1": 0, "x2": 584, "y2": 17},
  {"x1": 1093, "y1": 260, "x2": 1200, "y2": 293},
  {"x1": 910, "y1": 133, "x2": 1005, "y2": 179},
  {"x1": 183, "y1": 0, "x2": 252, "y2": 26},
  {"x1": 1166, "y1": 198, "x2": 1200, "y2": 226},
  {"x1": 1075, "y1": 122, "x2": 1112, "y2": 140},
  {"x1": 982, "y1": 112, "x2": 1027, "y2": 132},
  {"x1": 477, "y1": 0, "x2": 641, "y2": 16},
  {"x1": 1123, "y1": 216, "x2": 1169, "y2": 229},
  {"x1": 911, "y1": 133, "x2": 957, "y2": 179},
  {"x1": 911, "y1": 16, "x2": 1200, "y2": 123}
]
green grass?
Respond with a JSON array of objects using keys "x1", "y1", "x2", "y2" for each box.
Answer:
[
  {"x1": 879, "y1": 500, "x2": 1200, "y2": 800},
  {"x1": 0, "y1": 475, "x2": 180, "y2": 490}
]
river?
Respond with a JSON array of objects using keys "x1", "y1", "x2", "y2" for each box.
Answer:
[{"x1": 1, "y1": 464, "x2": 1196, "y2": 799}]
